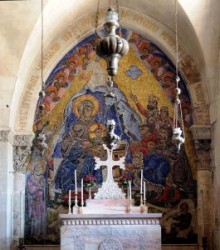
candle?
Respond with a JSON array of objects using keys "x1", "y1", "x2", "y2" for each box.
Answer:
[
  {"x1": 143, "y1": 181, "x2": 146, "y2": 201},
  {"x1": 140, "y1": 169, "x2": 143, "y2": 194},
  {"x1": 74, "y1": 170, "x2": 77, "y2": 194},
  {"x1": 69, "y1": 190, "x2": 71, "y2": 204},
  {"x1": 81, "y1": 179, "x2": 84, "y2": 207},
  {"x1": 129, "y1": 181, "x2": 132, "y2": 200}
]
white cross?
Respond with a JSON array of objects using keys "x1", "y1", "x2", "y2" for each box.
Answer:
[{"x1": 94, "y1": 144, "x2": 125, "y2": 183}]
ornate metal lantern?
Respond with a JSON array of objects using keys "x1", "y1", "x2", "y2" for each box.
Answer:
[{"x1": 96, "y1": 8, "x2": 129, "y2": 76}]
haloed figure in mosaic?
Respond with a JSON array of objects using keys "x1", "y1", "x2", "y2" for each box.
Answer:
[
  {"x1": 27, "y1": 160, "x2": 47, "y2": 238},
  {"x1": 61, "y1": 98, "x2": 97, "y2": 157},
  {"x1": 55, "y1": 95, "x2": 100, "y2": 193}
]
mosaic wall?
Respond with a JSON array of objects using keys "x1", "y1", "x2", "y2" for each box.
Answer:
[{"x1": 25, "y1": 30, "x2": 197, "y2": 244}]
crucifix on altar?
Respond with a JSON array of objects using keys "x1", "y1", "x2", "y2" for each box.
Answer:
[{"x1": 94, "y1": 119, "x2": 126, "y2": 199}]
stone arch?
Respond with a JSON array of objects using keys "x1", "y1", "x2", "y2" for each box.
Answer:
[{"x1": 10, "y1": 2, "x2": 209, "y2": 133}]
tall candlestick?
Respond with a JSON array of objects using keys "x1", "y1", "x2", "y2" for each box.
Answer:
[
  {"x1": 20, "y1": 191, "x2": 22, "y2": 237},
  {"x1": 68, "y1": 190, "x2": 72, "y2": 214},
  {"x1": 74, "y1": 170, "x2": 77, "y2": 194},
  {"x1": 129, "y1": 181, "x2": 132, "y2": 200},
  {"x1": 81, "y1": 179, "x2": 84, "y2": 207},
  {"x1": 140, "y1": 169, "x2": 143, "y2": 194},
  {"x1": 143, "y1": 181, "x2": 146, "y2": 201}
]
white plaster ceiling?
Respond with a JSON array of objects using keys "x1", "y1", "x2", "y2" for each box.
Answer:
[{"x1": 0, "y1": 0, "x2": 219, "y2": 131}]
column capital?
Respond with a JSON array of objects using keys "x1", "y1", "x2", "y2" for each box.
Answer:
[
  {"x1": 189, "y1": 125, "x2": 212, "y2": 140},
  {"x1": 6, "y1": 132, "x2": 34, "y2": 173},
  {"x1": 8, "y1": 131, "x2": 34, "y2": 146},
  {"x1": 189, "y1": 125, "x2": 212, "y2": 171}
]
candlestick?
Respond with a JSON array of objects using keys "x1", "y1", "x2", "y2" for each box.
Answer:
[
  {"x1": 129, "y1": 180, "x2": 132, "y2": 200},
  {"x1": 143, "y1": 181, "x2": 146, "y2": 202},
  {"x1": 20, "y1": 192, "x2": 22, "y2": 237},
  {"x1": 73, "y1": 170, "x2": 78, "y2": 212},
  {"x1": 140, "y1": 169, "x2": 143, "y2": 194},
  {"x1": 127, "y1": 181, "x2": 132, "y2": 213},
  {"x1": 81, "y1": 179, "x2": 83, "y2": 207},
  {"x1": 68, "y1": 190, "x2": 72, "y2": 214}
]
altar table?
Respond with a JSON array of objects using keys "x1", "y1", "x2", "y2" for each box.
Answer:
[{"x1": 60, "y1": 211, "x2": 162, "y2": 250}]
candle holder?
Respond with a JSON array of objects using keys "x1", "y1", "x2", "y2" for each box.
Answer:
[
  {"x1": 68, "y1": 199, "x2": 72, "y2": 214},
  {"x1": 140, "y1": 192, "x2": 143, "y2": 206},
  {"x1": 72, "y1": 193, "x2": 78, "y2": 214},
  {"x1": 79, "y1": 206, "x2": 83, "y2": 214},
  {"x1": 140, "y1": 193, "x2": 145, "y2": 213},
  {"x1": 88, "y1": 187, "x2": 92, "y2": 199},
  {"x1": 127, "y1": 199, "x2": 133, "y2": 213}
]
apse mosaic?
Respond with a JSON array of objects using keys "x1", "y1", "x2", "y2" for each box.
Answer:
[{"x1": 25, "y1": 30, "x2": 197, "y2": 244}]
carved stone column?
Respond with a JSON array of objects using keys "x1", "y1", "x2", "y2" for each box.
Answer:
[
  {"x1": 8, "y1": 132, "x2": 34, "y2": 248},
  {"x1": 190, "y1": 125, "x2": 212, "y2": 250}
]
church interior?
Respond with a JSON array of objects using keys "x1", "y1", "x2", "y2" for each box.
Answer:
[{"x1": 0, "y1": 0, "x2": 220, "y2": 249}]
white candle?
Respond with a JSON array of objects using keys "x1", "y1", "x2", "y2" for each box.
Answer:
[
  {"x1": 74, "y1": 170, "x2": 77, "y2": 194},
  {"x1": 81, "y1": 178, "x2": 83, "y2": 206},
  {"x1": 69, "y1": 190, "x2": 71, "y2": 204},
  {"x1": 143, "y1": 181, "x2": 146, "y2": 201},
  {"x1": 140, "y1": 169, "x2": 143, "y2": 194},
  {"x1": 129, "y1": 181, "x2": 132, "y2": 200}
]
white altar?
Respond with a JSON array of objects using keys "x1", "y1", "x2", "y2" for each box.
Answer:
[
  {"x1": 60, "y1": 199, "x2": 162, "y2": 250},
  {"x1": 60, "y1": 209, "x2": 162, "y2": 250}
]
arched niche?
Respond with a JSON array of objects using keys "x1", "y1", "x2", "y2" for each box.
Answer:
[{"x1": 23, "y1": 23, "x2": 200, "y2": 245}]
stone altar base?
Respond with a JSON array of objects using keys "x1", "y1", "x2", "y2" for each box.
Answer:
[{"x1": 60, "y1": 199, "x2": 162, "y2": 250}]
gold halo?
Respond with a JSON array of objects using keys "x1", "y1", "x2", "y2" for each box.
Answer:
[{"x1": 72, "y1": 94, "x2": 99, "y2": 117}]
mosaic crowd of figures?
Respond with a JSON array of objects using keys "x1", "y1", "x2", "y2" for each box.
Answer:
[{"x1": 24, "y1": 30, "x2": 196, "y2": 245}]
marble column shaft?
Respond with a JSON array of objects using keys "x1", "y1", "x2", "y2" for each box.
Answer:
[
  {"x1": 0, "y1": 129, "x2": 33, "y2": 249},
  {"x1": 190, "y1": 125, "x2": 212, "y2": 250}
]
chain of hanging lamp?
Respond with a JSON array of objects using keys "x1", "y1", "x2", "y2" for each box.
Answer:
[
  {"x1": 39, "y1": 0, "x2": 45, "y2": 99},
  {"x1": 95, "y1": 0, "x2": 100, "y2": 35},
  {"x1": 34, "y1": 0, "x2": 48, "y2": 154},
  {"x1": 95, "y1": 0, "x2": 120, "y2": 34},
  {"x1": 172, "y1": 0, "x2": 185, "y2": 151},
  {"x1": 41, "y1": 0, "x2": 44, "y2": 90}
]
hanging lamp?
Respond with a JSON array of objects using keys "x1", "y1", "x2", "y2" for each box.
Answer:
[{"x1": 95, "y1": 1, "x2": 129, "y2": 77}]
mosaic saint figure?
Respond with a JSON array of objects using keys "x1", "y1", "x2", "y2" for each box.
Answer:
[
  {"x1": 130, "y1": 93, "x2": 159, "y2": 125},
  {"x1": 54, "y1": 95, "x2": 101, "y2": 193},
  {"x1": 27, "y1": 160, "x2": 47, "y2": 237}
]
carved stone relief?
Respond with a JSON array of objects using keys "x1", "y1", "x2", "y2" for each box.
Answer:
[
  {"x1": 13, "y1": 146, "x2": 31, "y2": 174},
  {"x1": 99, "y1": 239, "x2": 123, "y2": 250},
  {"x1": 62, "y1": 225, "x2": 159, "y2": 250},
  {"x1": 9, "y1": 133, "x2": 33, "y2": 147},
  {"x1": 8, "y1": 132, "x2": 34, "y2": 173},
  {"x1": 0, "y1": 130, "x2": 10, "y2": 142}
]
